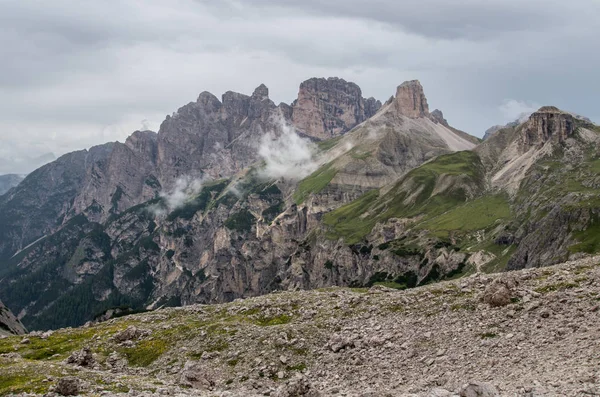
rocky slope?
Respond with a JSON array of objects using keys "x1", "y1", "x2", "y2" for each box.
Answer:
[
  {"x1": 0, "y1": 256, "x2": 598, "y2": 396},
  {"x1": 0, "y1": 300, "x2": 26, "y2": 336},
  {"x1": 0, "y1": 174, "x2": 24, "y2": 196}
]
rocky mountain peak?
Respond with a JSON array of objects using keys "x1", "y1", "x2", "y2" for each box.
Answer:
[
  {"x1": 393, "y1": 80, "x2": 429, "y2": 118},
  {"x1": 291, "y1": 77, "x2": 380, "y2": 140},
  {"x1": 196, "y1": 91, "x2": 222, "y2": 112},
  {"x1": 252, "y1": 84, "x2": 269, "y2": 101},
  {"x1": 430, "y1": 109, "x2": 448, "y2": 126},
  {"x1": 521, "y1": 106, "x2": 576, "y2": 146}
]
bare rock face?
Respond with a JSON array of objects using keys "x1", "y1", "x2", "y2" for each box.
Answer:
[
  {"x1": 365, "y1": 96, "x2": 383, "y2": 119},
  {"x1": 291, "y1": 77, "x2": 381, "y2": 140},
  {"x1": 394, "y1": 80, "x2": 429, "y2": 118},
  {"x1": 0, "y1": 299, "x2": 26, "y2": 336},
  {"x1": 157, "y1": 84, "x2": 280, "y2": 183},
  {"x1": 430, "y1": 109, "x2": 449, "y2": 126},
  {"x1": 521, "y1": 106, "x2": 576, "y2": 147}
]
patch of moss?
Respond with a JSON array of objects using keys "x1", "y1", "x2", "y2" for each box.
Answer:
[
  {"x1": 0, "y1": 371, "x2": 49, "y2": 395},
  {"x1": 0, "y1": 328, "x2": 99, "y2": 361},
  {"x1": 254, "y1": 314, "x2": 292, "y2": 327},
  {"x1": 286, "y1": 363, "x2": 307, "y2": 372},
  {"x1": 534, "y1": 282, "x2": 579, "y2": 294},
  {"x1": 119, "y1": 338, "x2": 170, "y2": 367}
]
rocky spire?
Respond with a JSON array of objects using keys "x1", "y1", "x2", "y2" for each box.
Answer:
[
  {"x1": 252, "y1": 84, "x2": 269, "y2": 101},
  {"x1": 521, "y1": 106, "x2": 576, "y2": 146},
  {"x1": 394, "y1": 80, "x2": 429, "y2": 118}
]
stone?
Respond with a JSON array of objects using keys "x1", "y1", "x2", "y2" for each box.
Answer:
[
  {"x1": 55, "y1": 377, "x2": 80, "y2": 396},
  {"x1": 482, "y1": 279, "x2": 515, "y2": 307},
  {"x1": 273, "y1": 375, "x2": 321, "y2": 397},
  {"x1": 459, "y1": 382, "x2": 499, "y2": 397},
  {"x1": 66, "y1": 347, "x2": 96, "y2": 367},
  {"x1": 113, "y1": 326, "x2": 149, "y2": 343}
]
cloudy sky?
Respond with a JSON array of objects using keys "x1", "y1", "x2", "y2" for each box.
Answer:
[{"x1": 1, "y1": 0, "x2": 599, "y2": 174}]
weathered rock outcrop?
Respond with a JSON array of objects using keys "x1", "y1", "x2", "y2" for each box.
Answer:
[
  {"x1": 0, "y1": 300, "x2": 26, "y2": 336},
  {"x1": 520, "y1": 106, "x2": 576, "y2": 147},
  {"x1": 291, "y1": 77, "x2": 381, "y2": 140},
  {"x1": 393, "y1": 80, "x2": 429, "y2": 118}
]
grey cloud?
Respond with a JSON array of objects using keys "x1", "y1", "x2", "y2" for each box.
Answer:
[
  {"x1": 210, "y1": 0, "x2": 595, "y2": 40},
  {"x1": 0, "y1": 0, "x2": 599, "y2": 174}
]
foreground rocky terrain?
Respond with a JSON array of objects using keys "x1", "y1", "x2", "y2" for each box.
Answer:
[{"x1": 1, "y1": 255, "x2": 599, "y2": 396}]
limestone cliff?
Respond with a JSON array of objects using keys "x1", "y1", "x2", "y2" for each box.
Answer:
[{"x1": 291, "y1": 77, "x2": 381, "y2": 140}]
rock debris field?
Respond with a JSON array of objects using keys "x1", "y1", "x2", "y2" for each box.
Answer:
[{"x1": 1, "y1": 256, "x2": 599, "y2": 396}]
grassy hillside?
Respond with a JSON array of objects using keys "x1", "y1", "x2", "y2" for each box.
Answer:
[{"x1": 324, "y1": 151, "x2": 486, "y2": 244}]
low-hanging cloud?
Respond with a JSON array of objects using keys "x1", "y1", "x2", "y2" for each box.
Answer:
[
  {"x1": 162, "y1": 175, "x2": 206, "y2": 209},
  {"x1": 258, "y1": 119, "x2": 319, "y2": 180},
  {"x1": 149, "y1": 175, "x2": 207, "y2": 217},
  {"x1": 499, "y1": 99, "x2": 541, "y2": 124}
]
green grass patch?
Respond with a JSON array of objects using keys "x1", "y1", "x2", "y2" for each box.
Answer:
[
  {"x1": 286, "y1": 363, "x2": 307, "y2": 372},
  {"x1": 293, "y1": 164, "x2": 338, "y2": 205},
  {"x1": 569, "y1": 218, "x2": 600, "y2": 254},
  {"x1": 420, "y1": 194, "x2": 511, "y2": 234},
  {"x1": 316, "y1": 136, "x2": 343, "y2": 151},
  {"x1": 324, "y1": 151, "x2": 485, "y2": 243},
  {"x1": 254, "y1": 314, "x2": 292, "y2": 327},
  {"x1": 534, "y1": 282, "x2": 579, "y2": 294},
  {"x1": 0, "y1": 370, "x2": 49, "y2": 395},
  {"x1": 118, "y1": 338, "x2": 170, "y2": 367},
  {"x1": 323, "y1": 189, "x2": 380, "y2": 244},
  {"x1": 0, "y1": 328, "x2": 99, "y2": 361},
  {"x1": 350, "y1": 149, "x2": 372, "y2": 160}
]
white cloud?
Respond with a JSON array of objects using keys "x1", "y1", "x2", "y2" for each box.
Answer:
[
  {"x1": 160, "y1": 175, "x2": 206, "y2": 211},
  {"x1": 499, "y1": 99, "x2": 541, "y2": 124},
  {"x1": 258, "y1": 118, "x2": 319, "y2": 180}
]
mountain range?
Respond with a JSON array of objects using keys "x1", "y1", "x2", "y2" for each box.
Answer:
[{"x1": 1, "y1": 77, "x2": 599, "y2": 332}]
